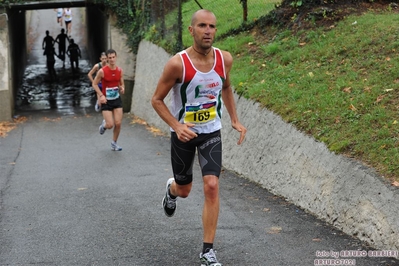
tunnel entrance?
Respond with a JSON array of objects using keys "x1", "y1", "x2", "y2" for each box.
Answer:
[
  {"x1": 7, "y1": 2, "x2": 110, "y2": 117},
  {"x1": 17, "y1": 8, "x2": 94, "y2": 117}
]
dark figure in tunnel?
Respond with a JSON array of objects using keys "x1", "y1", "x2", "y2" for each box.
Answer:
[
  {"x1": 66, "y1": 39, "x2": 81, "y2": 73},
  {"x1": 55, "y1": 29, "x2": 69, "y2": 68},
  {"x1": 48, "y1": 84, "x2": 58, "y2": 109},
  {"x1": 45, "y1": 47, "x2": 58, "y2": 81},
  {"x1": 42, "y1": 30, "x2": 55, "y2": 56}
]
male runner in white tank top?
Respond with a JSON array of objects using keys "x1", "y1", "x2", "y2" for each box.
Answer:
[{"x1": 152, "y1": 9, "x2": 247, "y2": 266}]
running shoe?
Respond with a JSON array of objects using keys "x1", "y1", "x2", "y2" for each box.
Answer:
[
  {"x1": 162, "y1": 178, "x2": 176, "y2": 217},
  {"x1": 99, "y1": 120, "x2": 106, "y2": 135},
  {"x1": 95, "y1": 101, "x2": 100, "y2": 112},
  {"x1": 111, "y1": 141, "x2": 122, "y2": 151},
  {"x1": 200, "y1": 249, "x2": 222, "y2": 266}
]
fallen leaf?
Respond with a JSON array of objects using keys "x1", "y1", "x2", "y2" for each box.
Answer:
[
  {"x1": 131, "y1": 115, "x2": 166, "y2": 136},
  {"x1": 375, "y1": 95, "x2": 385, "y2": 103},
  {"x1": 247, "y1": 196, "x2": 259, "y2": 201},
  {"x1": 0, "y1": 116, "x2": 27, "y2": 138},
  {"x1": 148, "y1": 127, "x2": 164, "y2": 136},
  {"x1": 343, "y1": 87, "x2": 351, "y2": 93},
  {"x1": 131, "y1": 117, "x2": 147, "y2": 125},
  {"x1": 392, "y1": 181, "x2": 399, "y2": 187},
  {"x1": 349, "y1": 104, "x2": 357, "y2": 111},
  {"x1": 267, "y1": 226, "x2": 282, "y2": 234},
  {"x1": 42, "y1": 117, "x2": 61, "y2": 122}
]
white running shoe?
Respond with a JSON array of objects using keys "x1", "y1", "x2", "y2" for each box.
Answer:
[
  {"x1": 200, "y1": 249, "x2": 222, "y2": 266},
  {"x1": 111, "y1": 141, "x2": 122, "y2": 151},
  {"x1": 162, "y1": 178, "x2": 176, "y2": 217},
  {"x1": 99, "y1": 120, "x2": 106, "y2": 135}
]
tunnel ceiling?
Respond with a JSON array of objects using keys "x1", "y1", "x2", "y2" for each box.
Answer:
[{"x1": 7, "y1": 0, "x2": 90, "y2": 10}]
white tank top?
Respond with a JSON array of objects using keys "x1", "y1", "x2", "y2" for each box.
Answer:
[
  {"x1": 64, "y1": 9, "x2": 72, "y2": 22},
  {"x1": 170, "y1": 47, "x2": 226, "y2": 134},
  {"x1": 57, "y1": 8, "x2": 63, "y2": 17}
]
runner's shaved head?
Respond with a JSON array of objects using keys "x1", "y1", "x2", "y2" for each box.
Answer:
[{"x1": 191, "y1": 9, "x2": 216, "y2": 26}]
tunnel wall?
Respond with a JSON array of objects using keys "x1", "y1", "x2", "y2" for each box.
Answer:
[
  {"x1": 0, "y1": 8, "x2": 12, "y2": 121},
  {"x1": 0, "y1": 8, "x2": 27, "y2": 121},
  {"x1": 86, "y1": 6, "x2": 108, "y2": 65},
  {"x1": 9, "y1": 9, "x2": 27, "y2": 118}
]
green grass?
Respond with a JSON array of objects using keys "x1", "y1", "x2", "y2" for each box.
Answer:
[
  {"x1": 152, "y1": 2, "x2": 399, "y2": 182},
  {"x1": 215, "y1": 11, "x2": 399, "y2": 181}
]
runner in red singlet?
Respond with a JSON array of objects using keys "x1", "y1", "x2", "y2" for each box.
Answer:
[{"x1": 92, "y1": 49, "x2": 125, "y2": 151}]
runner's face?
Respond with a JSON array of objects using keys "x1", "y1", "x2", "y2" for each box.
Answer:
[
  {"x1": 100, "y1": 55, "x2": 107, "y2": 65},
  {"x1": 107, "y1": 53, "x2": 116, "y2": 65},
  {"x1": 189, "y1": 11, "x2": 217, "y2": 49}
]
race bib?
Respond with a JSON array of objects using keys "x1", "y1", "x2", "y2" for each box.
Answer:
[
  {"x1": 106, "y1": 87, "x2": 119, "y2": 100},
  {"x1": 184, "y1": 101, "x2": 217, "y2": 125}
]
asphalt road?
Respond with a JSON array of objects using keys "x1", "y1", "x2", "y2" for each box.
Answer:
[{"x1": 0, "y1": 112, "x2": 398, "y2": 266}]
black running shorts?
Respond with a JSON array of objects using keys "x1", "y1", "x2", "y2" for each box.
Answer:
[
  {"x1": 101, "y1": 97, "x2": 122, "y2": 111},
  {"x1": 170, "y1": 130, "x2": 222, "y2": 185}
]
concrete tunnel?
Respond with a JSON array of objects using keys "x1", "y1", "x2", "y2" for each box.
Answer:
[{"x1": 0, "y1": 0, "x2": 135, "y2": 120}]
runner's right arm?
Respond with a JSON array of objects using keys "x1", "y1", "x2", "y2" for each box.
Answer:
[
  {"x1": 92, "y1": 69, "x2": 106, "y2": 104},
  {"x1": 87, "y1": 64, "x2": 99, "y2": 84}
]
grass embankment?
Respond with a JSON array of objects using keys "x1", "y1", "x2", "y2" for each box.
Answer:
[{"x1": 175, "y1": 2, "x2": 399, "y2": 182}]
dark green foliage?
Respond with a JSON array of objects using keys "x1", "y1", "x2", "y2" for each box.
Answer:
[{"x1": 87, "y1": 0, "x2": 151, "y2": 54}]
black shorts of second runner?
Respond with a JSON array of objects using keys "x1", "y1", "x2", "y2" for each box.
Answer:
[
  {"x1": 171, "y1": 130, "x2": 222, "y2": 186},
  {"x1": 101, "y1": 96, "x2": 122, "y2": 111}
]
